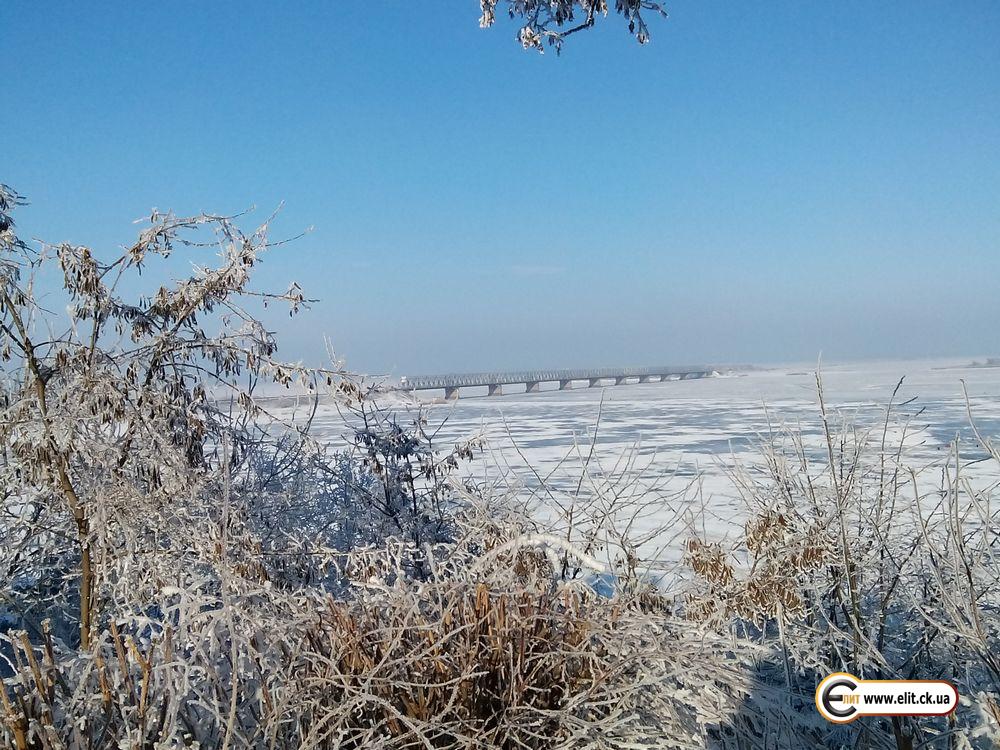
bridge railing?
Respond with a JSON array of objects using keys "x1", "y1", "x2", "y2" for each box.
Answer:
[{"x1": 400, "y1": 366, "x2": 714, "y2": 390}]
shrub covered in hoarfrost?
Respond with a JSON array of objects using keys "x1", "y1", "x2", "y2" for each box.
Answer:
[{"x1": 686, "y1": 378, "x2": 1000, "y2": 748}]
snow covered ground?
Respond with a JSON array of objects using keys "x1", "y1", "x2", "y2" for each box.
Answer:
[{"x1": 285, "y1": 357, "x2": 1000, "y2": 567}]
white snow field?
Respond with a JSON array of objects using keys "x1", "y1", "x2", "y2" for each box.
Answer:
[{"x1": 286, "y1": 357, "x2": 1000, "y2": 569}]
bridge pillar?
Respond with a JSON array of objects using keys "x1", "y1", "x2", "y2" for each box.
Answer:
[
  {"x1": 444, "y1": 386, "x2": 460, "y2": 400},
  {"x1": 615, "y1": 376, "x2": 627, "y2": 385},
  {"x1": 589, "y1": 378, "x2": 602, "y2": 388},
  {"x1": 559, "y1": 379, "x2": 573, "y2": 391},
  {"x1": 525, "y1": 381, "x2": 540, "y2": 393},
  {"x1": 488, "y1": 383, "x2": 503, "y2": 397}
]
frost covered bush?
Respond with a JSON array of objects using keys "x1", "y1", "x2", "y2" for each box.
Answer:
[
  {"x1": 236, "y1": 396, "x2": 490, "y2": 589},
  {"x1": 686, "y1": 377, "x2": 1000, "y2": 748},
  {"x1": 0, "y1": 184, "x2": 332, "y2": 652},
  {"x1": 0, "y1": 507, "x2": 765, "y2": 749}
]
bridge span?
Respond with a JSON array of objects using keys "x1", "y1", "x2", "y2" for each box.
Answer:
[{"x1": 399, "y1": 365, "x2": 721, "y2": 400}]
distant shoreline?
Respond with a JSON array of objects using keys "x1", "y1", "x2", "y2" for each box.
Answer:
[{"x1": 933, "y1": 357, "x2": 1000, "y2": 371}]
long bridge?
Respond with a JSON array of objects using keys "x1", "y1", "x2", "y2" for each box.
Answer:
[{"x1": 398, "y1": 365, "x2": 721, "y2": 400}]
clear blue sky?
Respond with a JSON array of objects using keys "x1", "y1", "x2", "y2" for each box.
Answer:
[{"x1": 5, "y1": 1, "x2": 999, "y2": 375}]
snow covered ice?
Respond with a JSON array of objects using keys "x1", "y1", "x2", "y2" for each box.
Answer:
[{"x1": 286, "y1": 356, "x2": 1000, "y2": 568}]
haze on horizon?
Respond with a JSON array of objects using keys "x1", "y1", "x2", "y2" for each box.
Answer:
[{"x1": 4, "y1": 1, "x2": 999, "y2": 376}]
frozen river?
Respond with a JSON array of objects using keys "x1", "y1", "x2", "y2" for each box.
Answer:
[{"x1": 296, "y1": 357, "x2": 1000, "y2": 568}]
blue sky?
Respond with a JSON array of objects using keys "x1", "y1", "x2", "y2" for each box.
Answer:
[{"x1": 5, "y1": 1, "x2": 999, "y2": 375}]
